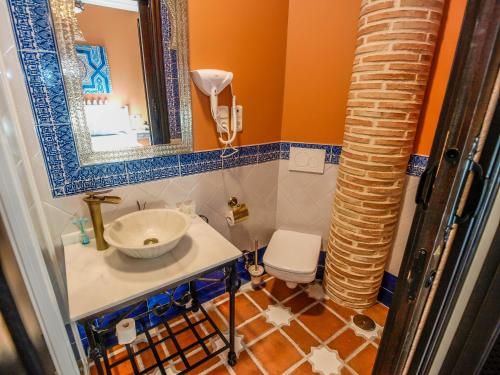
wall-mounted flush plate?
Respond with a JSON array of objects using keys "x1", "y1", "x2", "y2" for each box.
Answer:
[{"x1": 288, "y1": 147, "x2": 326, "y2": 174}]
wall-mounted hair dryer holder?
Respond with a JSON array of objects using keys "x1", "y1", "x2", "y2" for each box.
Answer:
[{"x1": 191, "y1": 69, "x2": 239, "y2": 151}]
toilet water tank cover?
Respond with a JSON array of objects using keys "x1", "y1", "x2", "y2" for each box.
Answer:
[{"x1": 264, "y1": 229, "x2": 322, "y2": 274}]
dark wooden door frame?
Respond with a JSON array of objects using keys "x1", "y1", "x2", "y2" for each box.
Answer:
[
  {"x1": 438, "y1": 220, "x2": 500, "y2": 374},
  {"x1": 138, "y1": 0, "x2": 171, "y2": 145},
  {"x1": 373, "y1": 0, "x2": 500, "y2": 373},
  {"x1": 410, "y1": 94, "x2": 499, "y2": 374}
]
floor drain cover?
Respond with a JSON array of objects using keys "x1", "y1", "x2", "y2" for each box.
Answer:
[
  {"x1": 353, "y1": 314, "x2": 376, "y2": 331},
  {"x1": 143, "y1": 238, "x2": 159, "y2": 245}
]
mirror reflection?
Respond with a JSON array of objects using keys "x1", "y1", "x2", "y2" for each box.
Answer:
[{"x1": 75, "y1": 1, "x2": 153, "y2": 151}]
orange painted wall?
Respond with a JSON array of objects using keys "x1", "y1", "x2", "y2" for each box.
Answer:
[
  {"x1": 280, "y1": 0, "x2": 361, "y2": 145},
  {"x1": 414, "y1": 0, "x2": 468, "y2": 155},
  {"x1": 280, "y1": 0, "x2": 467, "y2": 156},
  {"x1": 77, "y1": 5, "x2": 148, "y2": 122},
  {"x1": 188, "y1": 0, "x2": 289, "y2": 150}
]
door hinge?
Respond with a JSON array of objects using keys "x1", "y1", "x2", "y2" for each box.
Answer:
[{"x1": 407, "y1": 249, "x2": 428, "y2": 301}]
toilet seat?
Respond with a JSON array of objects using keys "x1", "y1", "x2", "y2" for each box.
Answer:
[{"x1": 263, "y1": 230, "x2": 321, "y2": 283}]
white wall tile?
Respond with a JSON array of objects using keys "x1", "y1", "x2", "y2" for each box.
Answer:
[
  {"x1": 276, "y1": 160, "x2": 337, "y2": 250},
  {"x1": 386, "y1": 176, "x2": 419, "y2": 276}
]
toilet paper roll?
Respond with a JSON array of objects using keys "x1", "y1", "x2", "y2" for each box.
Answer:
[{"x1": 116, "y1": 318, "x2": 136, "y2": 345}]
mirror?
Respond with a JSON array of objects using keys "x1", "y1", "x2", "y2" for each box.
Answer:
[{"x1": 50, "y1": 0, "x2": 192, "y2": 165}]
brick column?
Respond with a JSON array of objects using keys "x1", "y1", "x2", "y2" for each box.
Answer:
[{"x1": 324, "y1": 0, "x2": 444, "y2": 308}]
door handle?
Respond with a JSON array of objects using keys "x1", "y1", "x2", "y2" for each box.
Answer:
[
  {"x1": 407, "y1": 249, "x2": 427, "y2": 301},
  {"x1": 416, "y1": 166, "x2": 437, "y2": 209}
]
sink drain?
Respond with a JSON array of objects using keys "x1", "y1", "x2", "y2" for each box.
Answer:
[{"x1": 143, "y1": 238, "x2": 159, "y2": 245}]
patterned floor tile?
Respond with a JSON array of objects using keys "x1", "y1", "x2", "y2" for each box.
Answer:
[
  {"x1": 212, "y1": 333, "x2": 244, "y2": 357},
  {"x1": 238, "y1": 315, "x2": 274, "y2": 343},
  {"x1": 249, "y1": 330, "x2": 302, "y2": 375},
  {"x1": 305, "y1": 283, "x2": 327, "y2": 301},
  {"x1": 204, "y1": 364, "x2": 231, "y2": 374},
  {"x1": 175, "y1": 349, "x2": 222, "y2": 374},
  {"x1": 264, "y1": 305, "x2": 294, "y2": 326},
  {"x1": 264, "y1": 278, "x2": 299, "y2": 301},
  {"x1": 348, "y1": 343, "x2": 378, "y2": 375},
  {"x1": 217, "y1": 294, "x2": 260, "y2": 326},
  {"x1": 229, "y1": 350, "x2": 263, "y2": 374},
  {"x1": 328, "y1": 328, "x2": 366, "y2": 360},
  {"x1": 283, "y1": 292, "x2": 317, "y2": 314},
  {"x1": 88, "y1": 277, "x2": 388, "y2": 375},
  {"x1": 298, "y1": 303, "x2": 345, "y2": 341},
  {"x1": 289, "y1": 361, "x2": 318, "y2": 375},
  {"x1": 160, "y1": 321, "x2": 200, "y2": 356},
  {"x1": 349, "y1": 317, "x2": 380, "y2": 341},
  {"x1": 324, "y1": 298, "x2": 357, "y2": 322},
  {"x1": 282, "y1": 320, "x2": 320, "y2": 354},
  {"x1": 362, "y1": 304, "x2": 389, "y2": 327},
  {"x1": 245, "y1": 288, "x2": 276, "y2": 310},
  {"x1": 308, "y1": 346, "x2": 343, "y2": 375}
]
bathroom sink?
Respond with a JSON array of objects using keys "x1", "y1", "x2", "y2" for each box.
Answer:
[{"x1": 103, "y1": 209, "x2": 191, "y2": 258}]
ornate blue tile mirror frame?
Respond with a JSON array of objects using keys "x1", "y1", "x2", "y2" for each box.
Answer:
[{"x1": 7, "y1": 0, "x2": 192, "y2": 197}]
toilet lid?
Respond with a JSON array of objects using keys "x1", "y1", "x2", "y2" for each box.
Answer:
[{"x1": 264, "y1": 229, "x2": 322, "y2": 274}]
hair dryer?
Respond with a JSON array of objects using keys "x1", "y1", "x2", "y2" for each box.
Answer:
[{"x1": 191, "y1": 69, "x2": 238, "y2": 147}]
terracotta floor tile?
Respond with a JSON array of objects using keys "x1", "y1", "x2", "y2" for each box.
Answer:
[
  {"x1": 284, "y1": 292, "x2": 317, "y2": 314},
  {"x1": 328, "y1": 328, "x2": 366, "y2": 360},
  {"x1": 245, "y1": 288, "x2": 276, "y2": 310},
  {"x1": 289, "y1": 361, "x2": 317, "y2": 375},
  {"x1": 105, "y1": 349, "x2": 134, "y2": 375},
  {"x1": 204, "y1": 308, "x2": 228, "y2": 334},
  {"x1": 184, "y1": 349, "x2": 222, "y2": 375},
  {"x1": 264, "y1": 278, "x2": 299, "y2": 301},
  {"x1": 298, "y1": 304, "x2": 345, "y2": 341},
  {"x1": 249, "y1": 330, "x2": 302, "y2": 375},
  {"x1": 213, "y1": 292, "x2": 229, "y2": 304},
  {"x1": 161, "y1": 322, "x2": 200, "y2": 356},
  {"x1": 348, "y1": 343, "x2": 378, "y2": 375},
  {"x1": 238, "y1": 315, "x2": 274, "y2": 343},
  {"x1": 288, "y1": 361, "x2": 353, "y2": 375},
  {"x1": 324, "y1": 299, "x2": 357, "y2": 322},
  {"x1": 230, "y1": 350, "x2": 263, "y2": 374},
  {"x1": 135, "y1": 339, "x2": 169, "y2": 370},
  {"x1": 282, "y1": 320, "x2": 320, "y2": 354},
  {"x1": 217, "y1": 294, "x2": 260, "y2": 326},
  {"x1": 362, "y1": 303, "x2": 389, "y2": 327},
  {"x1": 205, "y1": 364, "x2": 231, "y2": 374}
]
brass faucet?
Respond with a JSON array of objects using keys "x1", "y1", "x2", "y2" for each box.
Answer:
[{"x1": 83, "y1": 190, "x2": 122, "y2": 250}]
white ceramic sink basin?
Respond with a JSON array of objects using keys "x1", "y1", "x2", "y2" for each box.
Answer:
[{"x1": 103, "y1": 209, "x2": 191, "y2": 258}]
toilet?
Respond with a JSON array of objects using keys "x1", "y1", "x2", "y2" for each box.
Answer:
[{"x1": 263, "y1": 229, "x2": 322, "y2": 289}]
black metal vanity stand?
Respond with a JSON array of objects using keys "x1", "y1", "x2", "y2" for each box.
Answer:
[{"x1": 81, "y1": 261, "x2": 240, "y2": 375}]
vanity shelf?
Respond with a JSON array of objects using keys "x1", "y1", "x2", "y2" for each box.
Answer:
[{"x1": 89, "y1": 302, "x2": 230, "y2": 375}]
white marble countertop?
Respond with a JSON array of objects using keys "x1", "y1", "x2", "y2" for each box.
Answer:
[{"x1": 64, "y1": 217, "x2": 241, "y2": 321}]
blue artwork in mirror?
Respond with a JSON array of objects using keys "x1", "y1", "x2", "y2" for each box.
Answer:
[{"x1": 75, "y1": 45, "x2": 112, "y2": 94}]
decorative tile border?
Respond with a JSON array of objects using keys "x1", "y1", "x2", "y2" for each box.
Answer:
[
  {"x1": 377, "y1": 271, "x2": 398, "y2": 307},
  {"x1": 6, "y1": 1, "x2": 428, "y2": 198},
  {"x1": 406, "y1": 154, "x2": 429, "y2": 177}
]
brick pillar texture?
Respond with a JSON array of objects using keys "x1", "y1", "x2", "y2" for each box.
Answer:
[{"x1": 324, "y1": 0, "x2": 445, "y2": 308}]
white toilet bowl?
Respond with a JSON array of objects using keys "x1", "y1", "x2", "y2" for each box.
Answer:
[{"x1": 263, "y1": 229, "x2": 322, "y2": 289}]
